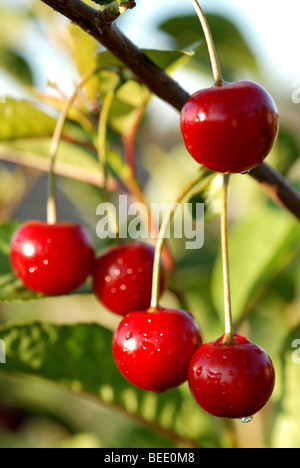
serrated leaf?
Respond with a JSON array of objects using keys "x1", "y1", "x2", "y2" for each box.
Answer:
[
  {"x1": 211, "y1": 206, "x2": 300, "y2": 324},
  {"x1": 0, "y1": 321, "x2": 219, "y2": 447},
  {"x1": 0, "y1": 99, "x2": 56, "y2": 141}
]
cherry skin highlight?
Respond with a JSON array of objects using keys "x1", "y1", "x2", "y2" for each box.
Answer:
[
  {"x1": 188, "y1": 333, "x2": 275, "y2": 419},
  {"x1": 180, "y1": 80, "x2": 279, "y2": 174},
  {"x1": 10, "y1": 221, "x2": 95, "y2": 295},
  {"x1": 93, "y1": 242, "x2": 166, "y2": 316},
  {"x1": 112, "y1": 307, "x2": 202, "y2": 392}
]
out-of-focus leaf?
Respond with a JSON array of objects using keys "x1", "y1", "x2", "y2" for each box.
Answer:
[
  {"x1": 0, "y1": 99, "x2": 56, "y2": 141},
  {"x1": 271, "y1": 325, "x2": 300, "y2": 448},
  {"x1": 188, "y1": 173, "x2": 222, "y2": 222},
  {"x1": 159, "y1": 14, "x2": 258, "y2": 80},
  {"x1": 0, "y1": 222, "x2": 43, "y2": 302},
  {"x1": 67, "y1": 24, "x2": 99, "y2": 103},
  {"x1": 97, "y1": 46, "x2": 196, "y2": 74},
  {"x1": 0, "y1": 222, "x2": 20, "y2": 276},
  {"x1": 0, "y1": 138, "x2": 100, "y2": 176},
  {"x1": 0, "y1": 321, "x2": 220, "y2": 447},
  {"x1": 269, "y1": 126, "x2": 300, "y2": 176},
  {"x1": 211, "y1": 205, "x2": 300, "y2": 324},
  {"x1": 143, "y1": 47, "x2": 196, "y2": 72},
  {"x1": 0, "y1": 49, "x2": 33, "y2": 86},
  {"x1": 108, "y1": 88, "x2": 149, "y2": 135}
]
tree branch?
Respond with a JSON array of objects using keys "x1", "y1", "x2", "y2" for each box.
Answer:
[{"x1": 39, "y1": 0, "x2": 300, "y2": 221}]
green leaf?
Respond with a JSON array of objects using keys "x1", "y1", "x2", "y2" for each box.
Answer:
[
  {"x1": 67, "y1": 24, "x2": 99, "y2": 102},
  {"x1": 0, "y1": 99, "x2": 56, "y2": 141},
  {"x1": 211, "y1": 205, "x2": 300, "y2": 324},
  {"x1": 271, "y1": 325, "x2": 300, "y2": 448},
  {"x1": 0, "y1": 222, "x2": 43, "y2": 302},
  {"x1": 159, "y1": 14, "x2": 258, "y2": 80},
  {"x1": 0, "y1": 321, "x2": 219, "y2": 447},
  {"x1": 143, "y1": 48, "x2": 195, "y2": 72},
  {"x1": 0, "y1": 222, "x2": 95, "y2": 303},
  {"x1": 0, "y1": 138, "x2": 101, "y2": 179},
  {"x1": 0, "y1": 222, "x2": 21, "y2": 276},
  {"x1": 0, "y1": 49, "x2": 33, "y2": 86}
]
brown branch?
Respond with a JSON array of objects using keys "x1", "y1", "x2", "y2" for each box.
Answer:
[
  {"x1": 249, "y1": 163, "x2": 300, "y2": 219},
  {"x1": 39, "y1": 0, "x2": 300, "y2": 221}
]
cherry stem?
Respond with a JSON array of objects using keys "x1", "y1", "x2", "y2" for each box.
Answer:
[
  {"x1": 47, "y1": 65, "x2": 120, "y2": 225},
  {"x1": 190, "y1": 0, "x2": 224, "y2": 86},
  {"x1": 220, "y1": 174, "x2": 235, "y2": 345},
  {"x1": 149, "y1": 170, "x2": 215, "y2": 312}
]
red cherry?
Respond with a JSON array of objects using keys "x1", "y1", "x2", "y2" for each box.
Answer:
[
  {"x1": 180, "y1": 81, "x2": 279, "y2": 174},
  {"x1": 10, "y1": 221, "x2": 95, "y2": 295},
  {"x1": 93, "y1": 242, "x2": 166, "y2": 316},
  {"x1": 112, "y1": 307, "x2": 202, "y2": 392},
  {"x1": 188, "y1": 333, "x2": 275, "y2": 419}
]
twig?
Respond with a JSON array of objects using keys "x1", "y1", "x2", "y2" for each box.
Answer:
[{"x1": 38, "y1": 0, "x2": 300, "y2": 222}]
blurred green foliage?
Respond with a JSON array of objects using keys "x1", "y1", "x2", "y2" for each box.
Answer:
[{"x1": 0, "y1": 0, "x2": 299, "y2": 449}]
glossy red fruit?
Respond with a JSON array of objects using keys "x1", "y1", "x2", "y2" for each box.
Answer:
[
  {"x1": 10, "y1": 221, "x2": 95, "y2": 295},
  {"x1": 188, "y1": 333, "x2": 275, "y2": 419},
  {"x1": 180, "y1": 80, "x2": 279, "y2": 174},
  {"x1": 112, "y1": 307, "x2": 202, "y2": 392},
  {"x1": 93, "y1": 242, "x2": 166, "y2": 316}
]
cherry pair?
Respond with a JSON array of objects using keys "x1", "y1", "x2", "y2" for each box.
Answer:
[
  {"x1": 9, "y1": 222, "x2": 163, "y2": 311},
  {"x1": 112, "y1": 312, "x2": 275, "y2": 420}
]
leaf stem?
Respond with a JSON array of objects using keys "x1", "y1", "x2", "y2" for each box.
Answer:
[
  {"x1": 190, "y1": 0, "x2": 224, "y2": 85},
  {"x1": 149, "y1": 171, "x2": 214, "y2": 312}
]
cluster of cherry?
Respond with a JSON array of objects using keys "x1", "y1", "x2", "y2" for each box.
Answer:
[
  {"x1": 8, "y1": 0, "x2": 281, "y2": 425},
  {"x1": 9, "y1": 74, "x2": 278, "y2": 422}
]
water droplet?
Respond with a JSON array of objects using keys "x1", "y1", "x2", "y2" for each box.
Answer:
[
  {"x1": 223, "y1": 351, "x2": 231, "y2": 360},
  {"x1": 125, "y1": 332, "x2": 132, "y2": 340},
  {"x1": 206, "y1": 353, "x2": 212, "y2": 359},
  {"x1": 254, "y1": 347, "x2": 263, "y2": 355},
  {"x1": 239, "y1": 416, "x2": 253, "y2": 424},
  {"x1": 196, "y1": 367, "x2": 202, "y2": 377}
]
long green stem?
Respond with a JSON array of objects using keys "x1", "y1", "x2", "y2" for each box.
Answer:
[
  {"x1": 149, "y1": 171, "x2": 214, "y2": 311},
  {"x1": 190, "y1": 0, "x2": 223, "y2": 85},
  {"x1": 47, "y1": 65, "x2": 119, "y2": 225},
  {"x1": 220, "y1": 175, "x2": 235, "y2": 344}
]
